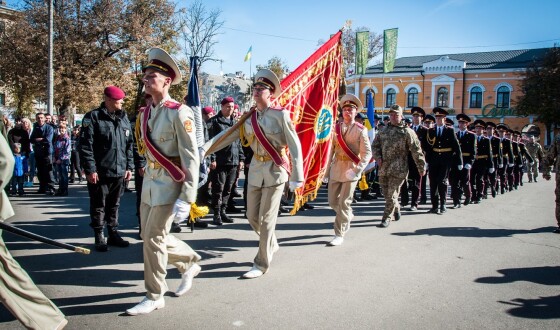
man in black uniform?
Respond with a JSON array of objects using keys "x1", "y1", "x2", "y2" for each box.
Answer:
[
  {"x1": 496, "y1": 124, "x2": 515, "y2": 194},
  {"x1": 484, "y1": 122, "x2": 502, "y2": 198},
  {"x1": 512, "y1": 130, "x2": 534, "y2": 188},
  {"x1": 424, "y1": 108, "x2": 462, "y2": 214},
  {"x1": 471, "y1": 120, "x2": 493, "y2": 203},
  {"x1": 80, "y1": 86, "x2": 134, "y2": 252},
  {"x1": 450, "y1": 114, "x2": 476, "y2": 208},
  {"x1": 206, "y1": 96, "x2": 244, "y2": 225},
  {"x1": 420, "y1": 114, "x2": 435, "y2": 204},
  {"x1": 403, "y1": 107, "x2": 428, "y2": 211}
]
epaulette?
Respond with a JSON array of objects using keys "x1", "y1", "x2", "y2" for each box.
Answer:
[
  {"x1": 138, "y1": 106, "x2": 146, "y2": 113},
  {"x1": 163, "y1": 100, "x2": 182, "y2": 110},
  {"x1": 270, "y1": 105, "x2": 285, "y2": 111},
  {"x1": 355, "y1": 122, "x2": 365, "y2": 129}
]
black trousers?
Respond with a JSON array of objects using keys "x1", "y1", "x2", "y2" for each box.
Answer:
[
  {"x1": 420, "y1": 170, "x2": 428, "y2": 202},
  {"x1": 449, "y1": 167, "x2": 472, "y2": 204},
  {"x1": 35, "y1": 153, "x2": 54, "y2": 192},
  {"x1": 70, "y1": 150, "x2": 82, "y2": 180},
  {"x1": 134, "y1": 168, "x2": 144, "y2": 226},
  {"x1": 210, "y1": 165, "x2": 237, "y2": 209},
  {"x1": 428, "y1": 161, "x2": 451, "y2": 209},
  {"x1": 471, "y1": 162, "x2": 487, "y2": 201},
  {"x1": 87, "y1": 177, "x2": 124, "y2": 230}
]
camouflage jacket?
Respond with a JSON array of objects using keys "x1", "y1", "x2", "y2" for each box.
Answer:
[
  {"x1": 543, "y1": 134, "x2": 560, "y2": 176},
  {"x1": 372, "y1": 122, "x2": 426, "y2": 178},
  {"x1": 525, "y1": 141, "x2": 544, "y2": 161}
]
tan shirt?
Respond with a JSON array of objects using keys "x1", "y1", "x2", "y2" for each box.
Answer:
[
  {"x1": 326, "y1": 122, "x2": 372, "y2": 182},
  {"x1": 140, "y1": 96, "x2": 200, "y2": 206}
]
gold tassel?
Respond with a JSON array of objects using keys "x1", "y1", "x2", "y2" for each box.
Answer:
[
  {"x1": 135, "y1": 114, "x2": 146, "y2": 156},
  {"x1": 358, "y1": 173, "x2": 368, "y2": 190},
  {"x1": 189, "y1": 203, "x2": 209, "y2": 222}
]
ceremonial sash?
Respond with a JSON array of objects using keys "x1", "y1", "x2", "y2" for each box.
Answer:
[
  {"x1": 335, "y1": 123, "x2": 360, "y2": 165},
  {"x1": 142, "y1": 106, "x2": 186, "y2": 182},
  {"x1": 250, "y1": 110, "x2": 291, "y2": 174}
]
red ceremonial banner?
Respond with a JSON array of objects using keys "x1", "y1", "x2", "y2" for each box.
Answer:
[{"x1": 272, "y1": 30, "x2": 343, "y2": 214}]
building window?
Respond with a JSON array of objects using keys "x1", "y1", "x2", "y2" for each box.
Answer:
[
  {"x1": 437, "y1": 87, "x2": 448, "y2": 107},
  {"x1": 496, "y1": 86, "x2": 510, "y2": 108},
  {"x1": 386, "y1": 88, "x2": 396, "y2": 107},
  {"x1": 470, "y1": 86, "x2": 482, "y2": 108},
  {"x1": 407, "y1": 87, "x2": 418, "y2": 108},
  {"x1": 0, "y1": 93, "x2": 5, "y2": 106},
  {"x1": 366, "y1": 89, "x2": 375, "y2": 109}
]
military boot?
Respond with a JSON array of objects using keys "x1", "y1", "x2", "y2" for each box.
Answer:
[
  {"x1": 94, "y1": 230, "x2": 108, "y2": 252},
  {"x1": 212, "y1": 211, "x2": 223, "y2": 226},
  {"x1": 107, "y1": 227, "x2": 129, "y2": 248},
  {"x1": 220, "y1": 206, "x2": 234, "y2": 223}
]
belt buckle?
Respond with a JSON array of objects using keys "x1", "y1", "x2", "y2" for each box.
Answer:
[
  {"x1": 257, "y1": 155, "x2": 265, "y2": 162},
  {"x1": 149, "y1": 162, "x2": 156, "y2": 169}
]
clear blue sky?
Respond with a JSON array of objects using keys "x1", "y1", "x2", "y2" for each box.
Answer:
[{"x1": 7, "y1": 0, "x2": 560, "y2": 76}]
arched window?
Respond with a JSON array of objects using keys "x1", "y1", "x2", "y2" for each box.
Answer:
[
  {"x1": 437, "y1": 87, "x2": 448, "y2": 107},
  {"x1": 386, "y1": 88, "x2": 396, "y2": 107},
  {"x1": 470, "y1": 86, "x2": 482, "y2": 108},
  {"x1": 407, "y1": 87, "x2": 418, "y2": 108},
  {"x1": 497, "y1": 86, "x2": 510, "y2": 108},
  {"x1": 366, "y1": 89, "x2": 375, "y2": 109}
]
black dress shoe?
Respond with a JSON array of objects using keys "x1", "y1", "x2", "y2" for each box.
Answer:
[
  {"x1": 193, "y1": 221, "x2": 208, "y2": 228},
  {"x1": 378, "y1": 220, "x2": 390, "y2": 228},
  {"x1": 231, "y1": 189, "x2": 242, "y2": 197},
  {"x1": 420, "y1": 199, "x2": 427, "y2": 204},
  {"x1": 463, "y1": 198, "x2": 470, "y2": 206},
  {"x1": 303, "y1": 203, "x2": 314, "y2": 210},
  {"x1": 427, "y1": 208, "x2": 438, "y2": 214},
  {"x1": 170, "y1": 222, "x2": 182, "y2": 233},
  {"x1": 451, "y1": 204, "x2": 461, "y2": 209},
  {"x1": 553, "y1": 227, "x2": 560, "y2": 234},
  {"x1": 279, "y1": 206, "x2": 290, "y2": 214},
  {"x1": 439, "y1": 206, "x2": 447, "y2": 214},
  {"x1": 394, "y1": 211, "x2": 401, "y2": 221}
]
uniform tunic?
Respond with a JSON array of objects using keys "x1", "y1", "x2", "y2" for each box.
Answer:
[
  {"x1": 326, "y1": 122, "x2": 372, "y2": 236},
  {"x1": 543, "y1": 134, "x2": 560, "y2": 226},
  {"x1": 525, "y1": 141, "x2": 544, "y2": 180},
  {"x1": 471, "y1": 135, "x2": 493, "y2": 201},
  {"x1": 450, "y1": 130, "x2": 476, "y2": 204}
]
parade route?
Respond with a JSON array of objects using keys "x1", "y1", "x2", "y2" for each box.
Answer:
[{"x1": 1, "y1": 178, "x2": 559, "y2": 329}]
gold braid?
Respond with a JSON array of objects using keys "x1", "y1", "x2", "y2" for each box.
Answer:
[
  {"x1": 135, "y1": 113, "x2": 146, "y2": 155},
  {"x1": 427, "y1": 129, "x2": 436, "y2": 147},
  {"x1": 239, "y1": 122, "x2": 254, "y2": 147}
]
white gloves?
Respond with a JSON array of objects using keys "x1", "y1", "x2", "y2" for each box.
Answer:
[
  {"x1": 530, "y1": 162, "x2": 534, "y2": 166},
  {"x1": 322, "y1": 177, "x2": 329, "y2": 184},
  {"x1": 345, "y1": 169, "x2": 357, "y2": 181},
  {"x1": 489, "y1": 168, "x2": 495, "y2": 174},
  {"x1": 172, "y1": 199, "x2": 191, "y2": 221},
  {"x1": 464, "y1": 164, "x2": 472, "y2": 170},
  {"x1": 508, "y1": 163, "x2": 514, "y2": 168},
  {"x1": 457, "y1": 165, "x2": 463, "y2": 171},
  {"x1": 518, "y1": 164, "x2": 523, "y2": 168},
  {"x1": 499, "y1": 164, "x2": 504, "y2": 169},
  {"x1": 289, "y1": 181, "x2": 303, "y2": 191}
]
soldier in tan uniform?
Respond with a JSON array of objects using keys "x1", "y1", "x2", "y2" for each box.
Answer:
[
  {"x1": 324, "y1": 94, "x2": 372, "y2": 245},
  {"x1": 126, "y1": 48, "x2": 202, "y2": 315},
  {"x1": 0, "y1": 135, "x2": 68, "y2": 329},
  {"x1": 203, "y1": 69, "x2": 303, "y2": 278},
  {"x1": 542, "y1": 133, "x2": 560, "y2": 233},
  {"x1": 525, "y1": 135, "x2": 544, "y2": 182},
  {"x1": 372, "y1": 105, "x2": 425, "y2": 227}
]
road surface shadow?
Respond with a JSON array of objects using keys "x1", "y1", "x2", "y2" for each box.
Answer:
[{"x1": 391, "y1": 226, "x2": 557, "y2": 238}]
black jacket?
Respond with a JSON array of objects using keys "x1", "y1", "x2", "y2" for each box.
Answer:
[
  {"x1": 207, "y1": 112, "x2": 244, "y2": 165},
  {"x1": 79, "y1": 103, "x2": 133, "y2": 178}
]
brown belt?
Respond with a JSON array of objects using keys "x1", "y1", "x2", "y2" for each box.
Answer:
[
  {"x1": 254, "y1": 154, "x2": 272, "y2": 162},
  {"x1": 462, "y1": 153, "x2": 471, "y2": 156},
  {"x1": 476, "y1": 155, "x2": 488, "y2": 159},
  {"x1": 147, "y1": 157, "x2": 180, "y2": 169},
  {"x1": 493, "y1": 155, "x2": 499, "y2": 158},
  {"x1": 433, "y1": 148, "x2": 452, "y2": 153},
  {"x1": 336, "y1": 154, "x2": 352, "y2": 161}
]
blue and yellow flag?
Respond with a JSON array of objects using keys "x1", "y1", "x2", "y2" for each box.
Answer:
[{"x1": 244, "y1": 46, "x2": 252, "y2": 62}]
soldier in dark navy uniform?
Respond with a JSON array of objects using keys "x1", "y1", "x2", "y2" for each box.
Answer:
[
  {"x1": 450, "y1": 114, "x2": 476, "y2": 208},
  {"x1": 424, "y1": 108, "x2": 462, "y2": 214},
  {"x1": 512, "y1": 130, "x2": 533, "y2": 187},
  {"x1": 420, "y1": 114, "x2": 435, "y2": 204},
  {"x1": 80, "y1": 86, "x2": 134, "y2": 252},
  {"x1": 471, "y1": 120, "x2": 493, "y2": 203},
  {"x1": 402, "y1": 107, "x2": 428, "y2": 211},
  {"x1": 484, "y1": 122, "x2": 502, "y2": 198},
  {"x1": 496, "y1": 124, "x2": 515, "y2": 194}
]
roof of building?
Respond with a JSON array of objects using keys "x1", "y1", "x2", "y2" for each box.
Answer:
[{"x1": 365, "y1": 48, "x2": 551, "y2": 74}]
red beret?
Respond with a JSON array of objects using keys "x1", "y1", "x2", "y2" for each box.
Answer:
[
  {"x1": 221, "y1": 96, "x2": 235, "y2": 105},
  {"x1": 202, "y1": 106, "x2": 215, "y2": 115},
  {"x1": 234, "y1": 104, "x2": 239, "y2": 110},
  {"x1": 104, "y1": 86, "x2": 125, "y2": 100}
]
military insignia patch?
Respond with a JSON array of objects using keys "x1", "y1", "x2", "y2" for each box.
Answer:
[
  {"x1": 184, "y1": 119, "x2": 193, "y2": 132},
  {"x1": 82, "y1": 118, "x2": 91, "y2": 127}
]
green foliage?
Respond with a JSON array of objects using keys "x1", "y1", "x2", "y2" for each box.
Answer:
[{"x1": 256, "y1": 56, "x2": 289, "y2": 79}]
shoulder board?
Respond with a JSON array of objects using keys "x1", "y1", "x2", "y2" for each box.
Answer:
[
  {"x1": 270, "y1": 105, "x2": 285, "y2": 111},
  {"x1": 354, "y1": 122, "x2": 365, "y2": 129},
  {"x1": 467, "y1": 130, "x2": 476, "y2": 135},
  {"x1": 138, "y1": 106, "x2": 146, "y2": 113},
  {"x1": 163, "y1": 100, "x2": 182, "y2": 110}
]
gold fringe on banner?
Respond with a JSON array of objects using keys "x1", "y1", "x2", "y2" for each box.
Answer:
[{"x1": 358, "y1": 173, "x2": 369, "y2": 190}]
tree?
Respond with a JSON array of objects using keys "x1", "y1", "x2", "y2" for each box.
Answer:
[
  {"x1": 256, "y1": 56, "x2": 289, "y2": 79},
  {"x1": 516, "y1": 46, "x2": 560, "y2": 143},
  {"x1": 340, "y1": 26, "x2": 383, "y2": 71}
]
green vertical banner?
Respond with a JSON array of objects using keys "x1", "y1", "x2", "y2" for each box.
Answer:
[
  {"x1": 355, "y1": 31, "x2": 369, "y2": 75},
  {"x1": 383, "y1": 28, "x2": 398, "y2": 73}
]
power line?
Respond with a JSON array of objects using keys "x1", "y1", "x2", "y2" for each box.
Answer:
[
  {"x1": 400, "y1": 38, "x2": 560, "y2": 49},
  {"x1": 222, "y1": 26, "x2": 316, "y2": 42}
]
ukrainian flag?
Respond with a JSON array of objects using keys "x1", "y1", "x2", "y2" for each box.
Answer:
[{"x1": 244, "y1": 46, "x2": 252, "y2": 62}]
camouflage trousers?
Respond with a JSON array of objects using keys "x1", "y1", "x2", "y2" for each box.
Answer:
[
  {"x1": 527, "y1": 160, "x2": 540, "y2": 181},
  {"x1": 556, "y1": 174, "x2": 560, "y2": 227},
  {"x1": 379, "y1": 175, "x2": 407, "y2": 221}
]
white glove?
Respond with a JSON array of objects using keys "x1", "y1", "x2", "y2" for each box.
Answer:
[
  {"x1": 508, "y1": 163, "x2": 514, "y2": 168},
  {"x1": 289, "y1": 181, "x2": 303, "y2": 191},
  {"x1": 489, "y1": 168, "x2": 495, "y2": 174},
  {"x1": 457, "y1": 165, "x2": 463, "y2": 171},
  {"x1": 172, "y1": 199, "x2": 191, "y2": 221},
  {"x1": 530, "y1": 162, "x2": 534, "y2": 166},
  {"x1": 518, "y1": 164, "x2": 523, "y2": 168},
  {"x1": 424, "y1": 163, "x2": 429, "y2": 171},
  {"x1": 499, "y1": 164, "x2": 504, "y2": 169},
  {"x1": 322, "y1": 177, "x2": 329, "y2": 184},
  {"x1": 345, "y1": 168, "x2": 357, "y2": 181},
  {"x1": 464, "y1": 164, "x2": 472, "y2": 170}
]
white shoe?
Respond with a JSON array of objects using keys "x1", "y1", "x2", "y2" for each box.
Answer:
[
  {"x1": 242, "y1": 266, "x2": 264, "y2": 279},
  {"x1": 175, "y1": 263, "x2": 201, "y2": 296},
  {"x1": 126, "y1": 297, "x2": 165, "y2": 315},
  {"x1": 328, "y1": 236, "x2": 344, "y2": 246}
]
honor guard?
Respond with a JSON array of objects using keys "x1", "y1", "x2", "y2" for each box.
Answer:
[
  {"x1": 402, "y1": 106, "x2": 428, "y2": 211},
  {"x1": 470, "y1": 120, "x2": 493, "y2": 203},
  {"x1": 484, "y1": 122, "x2": 503, "y2": 198},
  {"x1": 512, "y1": 130, "x2": 534, "y2": 187},
  {"x1": 450, "y1": 114, "x2": 476, "y2": 208},
  {"x1": 496, "y1": 124, "x2": 515, "y2": 194}
]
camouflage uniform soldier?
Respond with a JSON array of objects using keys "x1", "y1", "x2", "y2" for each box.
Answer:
[
  {"x1": 372, "y1": 105, "x2": 426, "y2": 228},
  {"x1": 543, "y1": 133, "x2": 560, "y2": 233},
  {"x1": 525, "y1": 135, "x2": 544, "y2": 182}
]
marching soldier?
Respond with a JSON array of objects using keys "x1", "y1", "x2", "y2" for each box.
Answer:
[
  {"x1": 126, "y1": 48, "x2": 202, "y2": 315},
  {"x1": 484, "y1": 122, "x2": 503, "y2": 198},
  {"x1": 525, "y1": 135, "x2": 544, "y2": 182},
  {"x1": 542, "y1": 132, "x2": 560, "y2": 233},
  {"x1": 324, "y1": 94, "x2": 372, "y2": 242},
  {"x1": 420, "y1": 114, "x2": 436, "y2": 204},
  {"x1": 471, "y1": 120, "x2": 493, "y2": 203},
  {"x1": 496, "y1": 124, "x2": 515, "y2": 194},
  {"x1": 202, "y1": 69, "x2": 304, "y2": 278},
  {"x1": 404, "y1": 106, "x2": 428, "y2": 211},
  {"x1": 372, "y1": 104, "x2": 425, "y2": 227},
  {"x1": 512, "y1": 131, "x2": 534, "y2": 187},
  {"x1": 450, "y1": 114, "x2": 476, "y2": 208},
  {"x1": 424, "y1": 108, "x2": 462, "y2": 215}
]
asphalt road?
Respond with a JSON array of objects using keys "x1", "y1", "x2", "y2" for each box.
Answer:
[{"x1": 1, "y1": 177, "x2": 559, "y2": 329}]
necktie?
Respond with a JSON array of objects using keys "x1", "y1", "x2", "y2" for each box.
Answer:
[{"x1": 438, "y1": 127, "x2": 442, "y2": 137}]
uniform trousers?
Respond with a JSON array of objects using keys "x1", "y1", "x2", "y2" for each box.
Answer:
[
  {"x1": 87, "y1": 177, "x2": 124, "y2": 230},
  {"x1": 506, "y1": 165, "x2": 515, "y2": 190},
  {"x1": 420, "y1": 170, "x2": 428, "y2": 202},
  {"x1": 0, "y1": 230, "x2": 66, "y2": 330},
  {"x1": 380, "y1": 175, "x2": 406, "y2": 221},
  {"x1": 471, "y1": 162, "x2": 487, "y2": 201},
  {"x1": 428, "y1": 161, "x2": 451, "y2": 208},
  {"x1": 246, "y1": 183, "x2": 283, "y2": 272},
  {"x1": 528, "y1": 160, "x2": 540, "y2": 181},
  {"x1": 140, "y1": 203, "x2": 201, "y2": 301},
  {"x1": 450, "y1": 167, "x2": 472, "y2": 203},
  {"x1": 328, "y1": 179, "x2": 359, "y2": 236}
]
